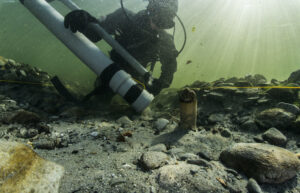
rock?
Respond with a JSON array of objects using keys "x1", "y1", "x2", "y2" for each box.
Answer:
[
  {"x1": 287, "y1": 69, "x2": 300, "y2": 83},
  {"x1": 247, "y1": 178, "x2": 263, "y2": 193},
  {"x1": 7, "y1": 109, "x2": 41, "y2": 124},
  {"x1": 154, "y1": 118, "x2": 169, "y2": 131},
  {"x1": 253, "y1": 74, "x2": 267, "y2": 85},
  {"x1": 140, "y1": 151, "x2": 169, "y2": 170},
  {"x1": 255, "y1": 108, "x2": 296, "y2": 129},
  {"x1": 266, "y1": 87, "x2": 296, "y2": 103},
  {"x1": 33, "y1": 140, "x2": 56, "y2": 150},
  {"x1": 178, "y1": 152, "x2": 199, "y2": 161},
  {"x1": 187, "y1": 158, "x2": 212, "y2": 168},
  {"x1": 206, "y1": 92, "x2": 225, "y2": 102},
  {"x1": 158, "y1": 162, "x2": 225, "y2": 192},
  {"x1": 0, "y1": 141, "x2": 64, "y2": 192},
  {"x1": 59, "y1": 107, "x2": 85, "y2": 118},
  {"x1": 240, "y1": 120, "x2": 259, "y2": 131},
  {"x1": 116, "y1": 116, "x2": 132, "y2": 127},
  {"x1": 234, "y1": 81, "x2": 252, "y2": 87},
  {"x1": 276, "y1": 102, "x2": 300, "y2": 115},
  {"x1": 7, "y1": 59, "x2": 17, "y2": 66},
  {"x1": 148, "y1": 144, "x2": 167, "y2": 152},
  {"x1": 221, "y1": 129, "x2": 232, "y2": 138},
  {"x1": 225, "y1": 77, "x2": 239, "y2": 83},
  {"x1": 18, "y1": 69, "x2": 27, "y2": 77},
  {"x1": 220, "y1": 143, "x2": 300, "y2": 183},
  {"x1": 293, "y1": 116, "x2": 300, "y2": 133},
  {"x1": 27, "y1": 129, "x2": 39, "y2": 138},
  {"x1": 90, "y1": 131, "x2": 100, "y2": 138},
  {"x1": 262, "y1": 128, "x2": 287, "y2": 146},
  {"x1": 208, "y1": 113, "x2": 226, "y2": 123},
  {"x1": 168, "y1": 147, "x2": 185, "y2": 155}
]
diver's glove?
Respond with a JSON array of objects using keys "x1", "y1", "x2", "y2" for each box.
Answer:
[
  {"x1": 147, "y1": 78, "x2": 162, "y2": 96},
  {"x1": 64, "y1": 10, "x2": 97, "y2": 33}
]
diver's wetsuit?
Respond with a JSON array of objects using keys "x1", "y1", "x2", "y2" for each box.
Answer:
[{"x1": 85, "y1": 8, "x2": 178, "y2": 94}]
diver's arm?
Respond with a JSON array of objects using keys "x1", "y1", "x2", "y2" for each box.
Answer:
[
  {"x1": 158, "y1": 33, "x2": 178, "y2": 89},
  {"x1": 147, "y1": 37, "x2": 178, "y2": 95},
  {"x1": 84, "y1": 8, "x2": 131, "y2": 42},
  {"x1": 64, "y1": 9, "x2": 129, "y2": 43},
  {"x1": 158, "y1": 53, "x2": 177, "y2": 89}
]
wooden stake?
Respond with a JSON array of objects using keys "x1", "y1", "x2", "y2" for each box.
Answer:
[{"x1": 179, "y1": 88, "x2": 197, "y2": 130}]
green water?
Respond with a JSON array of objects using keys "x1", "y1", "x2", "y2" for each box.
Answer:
[{"x1": 0, "y1": 0, "x2": 300, "y2": 91}]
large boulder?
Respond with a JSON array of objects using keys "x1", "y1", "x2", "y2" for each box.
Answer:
[
  {"x1": 0, "y1": 141, "x2": 64, "y2": 193},
  {"x1": 220, "y1": 143, "x2": 300, "y2": 183},
  {"x1": 255, "y1": 108, "x2": 296, "y2": 129}
]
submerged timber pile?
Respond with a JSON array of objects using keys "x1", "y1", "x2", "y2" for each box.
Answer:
[{"x1": 0, "y1": 56, "x2": 299, "y2": 193}]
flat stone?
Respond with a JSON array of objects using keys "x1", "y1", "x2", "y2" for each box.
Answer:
[
  {"x1": 262, "y1": 128, "x2": 287, "y2": 146},
  {"x1": 187, "y1": 158, "x2": 212, "y2": 168},
  {"x1": 140, "y1": 151, "x2": 169, "y2": 170},
  {"x1": 220, "y1": 143, "x2": 300, "y2": 183},
  {"x1": 206, "y1": 92, "x2": 225, "y2": 102}
]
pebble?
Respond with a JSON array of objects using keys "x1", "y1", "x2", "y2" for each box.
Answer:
[
  {"x1": 140, "y1": 151, "x2": 169, "y2": 170},
  {"x1": 148, "y1": 144, "x2": 167, "y2": 152},
  {"x1": 90, "y1": 131, "x2": 100, "y2": 138},
  {"x1": 154, "y1": 118, "x2": 169, "y2": 131},
  {"x1": 247, "y1": 178, "x2": 263, "y2": 193},
  {"x1": 208, "y1": 113, "x2": 226, "y2": 123},
  {"x1": 116, "y1": 116, "x2": 132, "y2": 126},
  {"x1": 220, "y1": 128, "x2": 232, "y2": 138}
]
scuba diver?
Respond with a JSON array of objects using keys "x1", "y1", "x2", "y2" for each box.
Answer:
[{"x1": 64, "y1": 0, "x2": 179, "y2": 96}]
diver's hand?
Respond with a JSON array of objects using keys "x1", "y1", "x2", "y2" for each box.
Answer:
[
  {"x1": 147, "y1": 78, "x2": 162, "y2": 96},
  {"x1": 64, "y1": 10, "x2": 97, "y2": 33}
]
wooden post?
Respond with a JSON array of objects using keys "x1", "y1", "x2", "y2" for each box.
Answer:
[{"x1": 179, "y1": 88, "x2": 197, "y2": 130}]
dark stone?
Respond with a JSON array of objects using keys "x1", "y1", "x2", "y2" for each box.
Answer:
[
  {"x1": 255, "y1": 108, "x2": 296, "y2": 129},
  {"x1": 276, "y1": 102, "x2": 300, "y2": 115},
  {"x1": 287, "y1": 69, "x2": 300, "y2": 83},
  {"x1": 262, "y1": 128, "x2": 287, "y2": 146},
  {"x1": 266, "y1": 88, "x2": 297, "y2": 103},
  {"x1": 221, "y1": 129, "x2": 232, "y2": 138}
]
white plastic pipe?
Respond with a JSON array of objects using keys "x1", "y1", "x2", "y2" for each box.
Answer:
[
  {"x1": 20, "y1": 0, "x2": 153, "y2": 112},
  {"x1": 58, "y1": 0, "x2": 150, "y2": 79}
]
